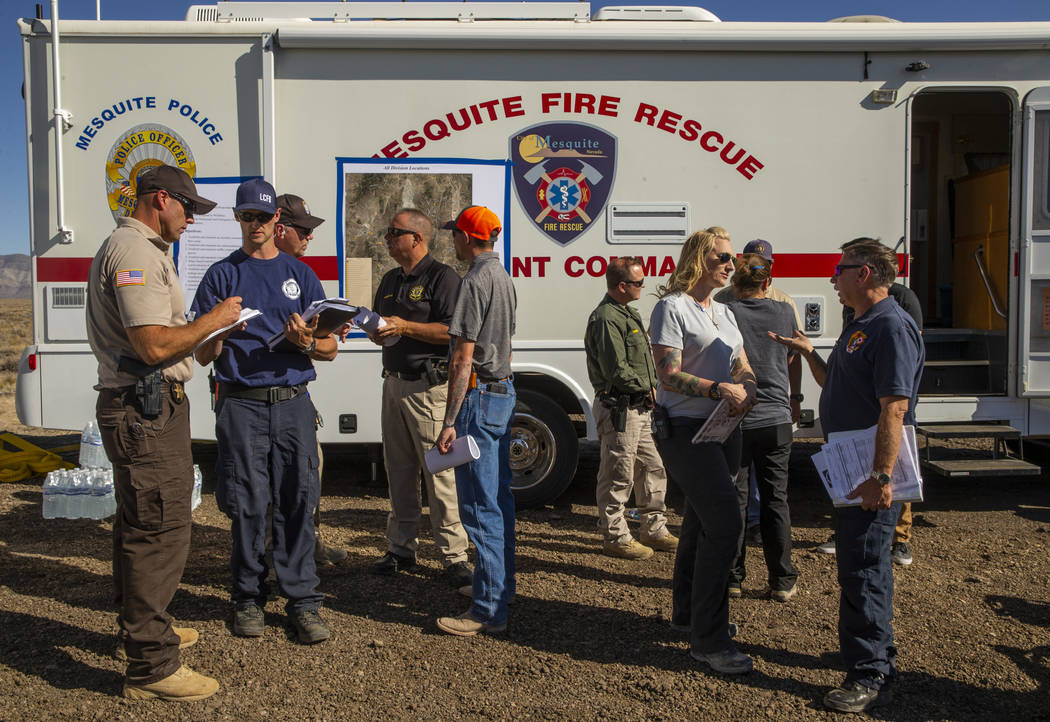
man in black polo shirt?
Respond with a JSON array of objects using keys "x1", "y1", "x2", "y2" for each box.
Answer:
[{"x1": 368, "y1": 208, "x2": 472, "y2": 588}]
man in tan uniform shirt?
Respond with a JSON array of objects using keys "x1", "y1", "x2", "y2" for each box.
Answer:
[{"x1": 87, "y1": 165, "x2": 242, "y2": 701}]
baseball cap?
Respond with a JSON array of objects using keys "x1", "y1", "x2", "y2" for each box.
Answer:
[
  {"x1": 742, "y1": 239, "x2": 774, "y2": 262},
  {"x1": 441, "y1": 206, "x2": 502, "y2": 242},
  {"x1": 234, "y1": 178, "x2": 278, "y2": 214},
  {"x1": 276, "y1": 194, "x2": 324, "y2": 230},
  {"x1": 135, "y1": 165, "x2": 217, "y2": 215}
]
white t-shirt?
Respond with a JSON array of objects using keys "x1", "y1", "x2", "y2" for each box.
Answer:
[{"x1": 649, "y1": 292, "x2": 743, "y2": 418}]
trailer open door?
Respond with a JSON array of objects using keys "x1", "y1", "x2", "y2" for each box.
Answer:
[{"x1": 1018, "y1": 88, "x2": 1050, "y2": 425}]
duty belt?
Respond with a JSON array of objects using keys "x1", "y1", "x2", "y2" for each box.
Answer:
[
  {"x1": 469, "y1": 372, "x2": 511, "y2": 391},
  {"x1": 218, "y1": 382, "x2": 307, "y2": 404},
  {"x1": 382, "y1": 369, "x2": 424, "y2": 381}
]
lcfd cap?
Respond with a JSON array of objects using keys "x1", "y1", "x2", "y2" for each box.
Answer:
[
  {"x1": 277, "y1": 194, "x2": 324, "y2": 230},
  {"x1": 234, "y1": 178, "x2": 278, "y2": 214},
  {"x1": 742, "y1": 239, "x2": 774, "y2": 262},
  {"x1": 442, "y1": 205, "x2": 502, "y2": 242},
  {"x1": 136, "y1": 165, "x2": 218, "y2": 215}
]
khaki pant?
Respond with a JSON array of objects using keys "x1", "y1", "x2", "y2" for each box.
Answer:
[
  {"x1": 381, "y1": 375, "x2": 468, "y2": 565},
  {"x1": 593, "y1": 398, "x2": 668, "y2": 543},
  {"x1": 894, "y1": 502, "x2": 912, "y2": 543}
]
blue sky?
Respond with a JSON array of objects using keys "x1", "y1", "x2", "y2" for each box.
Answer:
[{"x1": 3, "y1": 0, "x2": 1048, "y2": 255}]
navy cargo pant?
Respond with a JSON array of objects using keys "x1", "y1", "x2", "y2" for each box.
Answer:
[{"x1": 214, "y1": 391, "x2": 322, "y2": 612}]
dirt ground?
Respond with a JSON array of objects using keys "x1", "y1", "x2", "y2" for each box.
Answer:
[{"x1": 1, "y1": 417, "x2": 1048, "y2": 721}]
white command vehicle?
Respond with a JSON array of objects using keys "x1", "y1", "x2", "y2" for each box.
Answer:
[{"x1": 17, "y1": 2, "x2": 1050, "y2": 504}]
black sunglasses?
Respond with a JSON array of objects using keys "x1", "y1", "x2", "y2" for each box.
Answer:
[
  {"x1": 384, "y1": 227, "x2": 417, "y2": 239},
  {"x1": 282, "y1": 223, "x2": 312, "y2": 237},
  {"x1": 713, "y1": 252, "x2": 733, "y2": 264},
  {"x1": 167, "y1": 191, "x2": 196, "y2": 217},
  {"x1": 834, "y1": 263, "x2": 867, "y2": 276},
  {"x1": 237, "y1": 210, "x2": 275, "y2": 225},
  {"x1": 622, "y1": 279, "x2": 645, "y2": 287}
]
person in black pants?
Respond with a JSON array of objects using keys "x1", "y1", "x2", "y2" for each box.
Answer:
[
  {"x1": 650, "y1": 228, "x2": 758, "y2": 675},
  {"x1": 724, "y1": 254, "x2": 801, "y2": 602}
]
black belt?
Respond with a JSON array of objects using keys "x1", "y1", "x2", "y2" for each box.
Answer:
[
  {"x1": 382, "y1": 369, "x2": 423, "y2": 381},
  {"x1": 218, "y1": 382, "x2": 307, "y2": 404}
]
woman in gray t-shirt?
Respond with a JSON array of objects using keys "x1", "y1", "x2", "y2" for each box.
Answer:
[
  {"x1": 649, "y1": 229, "x2": 758, "y2": 675},
  {"x1": 724, "y1": 254, "x2": 801, "y2": 603}
]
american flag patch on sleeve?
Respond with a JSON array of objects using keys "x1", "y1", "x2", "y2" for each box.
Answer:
[{"x1": 115, "y1": 269, "x2": 146, "y2": 287}]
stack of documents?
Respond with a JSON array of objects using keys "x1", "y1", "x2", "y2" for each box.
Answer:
[
  {"x1": 691, "y1": 399, "x2": 746, "y2": 445},
  {"x1": 267, "y1": 298, "x2": 359, "y2": 351},
  {"x1": 811, "y1": 425, "x2": 924, "y2": 507},
  {"x1": 195, "y1": 308, "x2": 262, "y2": 350}
]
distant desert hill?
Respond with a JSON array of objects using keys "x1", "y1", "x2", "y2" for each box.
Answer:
[{"x1": 0, "y1": 254, "x2": 30, "y2": 298}]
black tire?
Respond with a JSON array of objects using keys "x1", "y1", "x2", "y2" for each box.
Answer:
[{"x1": 510, "y1": 389, "x2": 579, "y2": 508}]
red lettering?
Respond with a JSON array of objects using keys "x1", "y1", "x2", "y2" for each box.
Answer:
[
  {"x1": 503, "y1": 95, "x2": 525, "y2": 118},
  {"x1": 700, "y1": 131, "x2": 723, "y2": 152},
  {"x1": 656, "y1": 109, "x2": 682, "y2": 134},
  {"x1": 535, "y1": 257, "x2": 550, "y2": 276},
  {"x1": 446, "y1": 107, "x2": 472, "y2": 131},
  {"x1": 679, "y1": 118, "x2": 702, "y2": 142},
  {"x1": 478, "y1": 99, "x2": 500, "y2": 121},
  {"x1": 737, "y1": 155, "x2": 764, "y2": 180},
  {"x1": 381, "y1": 140, "x2": 407, "y2": 158},
  {"x1": 541, "y1": 92, "x2": 560, "y2": 113},
  {"x1": 640, "y1": 256, "x2": 657, "y2": 276},
  {"x1": 512, "y1": 257, "x2": 532, "y2": 278},
  {"x1": 587, "y1": 256, "x2": 608, "y2": 277},
  {"x1": 719, "y1": 141, "x2": 746, "y2": 165},
  {"x1": 469, "y1": 104, "x2": 483, "y2": 123},
  {"x1": 565, "y1": 256, "x2": 585, "y2": 277},
  {"x1": 402, "y1": 130, "x2": 426, "y2": 152},
  {"x1": 634, "y1": 103, "x2": 658, "y2": 126},
  {"x1": 659, "y1": 256, "x2": 677, "y2": 275},
  {"x1": 574, "y1": 93, "x2": 596, "y2": 114},
  {"x1": 597, "y1": 95, "x2": 620, "y2": 118}
]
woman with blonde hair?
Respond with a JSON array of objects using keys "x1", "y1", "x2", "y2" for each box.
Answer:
[{"x1": 649, "y1": 229, "x2": 758, "y2": 675}]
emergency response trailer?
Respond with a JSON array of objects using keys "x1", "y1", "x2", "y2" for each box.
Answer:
[{"x1": 16, "y1": 2, "x2": 1050, "y2": 504}]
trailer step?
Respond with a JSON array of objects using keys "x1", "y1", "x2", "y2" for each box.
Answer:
[
  {"x1": 923, "y1": 458, "x2": 1041, "y2": 477},
  {"x1": 916, "y1": 424, "x2": 1020, "y2": 440}
]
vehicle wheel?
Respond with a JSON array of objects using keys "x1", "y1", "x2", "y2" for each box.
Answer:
[{"x1": 510, "y1": 389, "x2": 579, "y2": 508}]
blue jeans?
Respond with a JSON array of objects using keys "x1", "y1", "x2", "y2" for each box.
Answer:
[
  {"x1": 454, "y1": 380, "x2": 516, "y2": 626},
  {"x1": 835, "y1": 502, "x2": 900, "y2": 689}
]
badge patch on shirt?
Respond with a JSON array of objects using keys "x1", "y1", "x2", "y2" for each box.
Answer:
[
  {"x1": 846, "y1": 330, "x2": 867, "y2": 353},
  {"x1": 282, "y1": 278, "x2": 301, "y2": 299},
  {"x1": 408, "y1": 284, "x2": 425, "y2": 302},
  {"x1": 115, "y1": 269, "x2": 145, "y2": 287}
]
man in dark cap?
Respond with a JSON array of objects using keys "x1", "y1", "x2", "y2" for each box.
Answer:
[{"x1": 87, "y1": 164, "x2": 242, "y2": 700}]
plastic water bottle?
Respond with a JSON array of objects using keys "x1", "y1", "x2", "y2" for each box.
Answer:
[
  {"x1": 86, "y1": 469, "x2": 114, "y2": 519},
  {"x1": 100, "y1": 469, "x2": 117, "y2": 518},
  {"x1": 79, "y1": 421, "x2": 110, "y2": 469},
  {"x1": 52, "y1": 469, "x2": 70, "y2": 518},
  {"x1": 42, "y1": 471, "x2": 62, "y2": 518},
  {"x1": 68, "y1": 469, "x2": 87, "y2": 518},
  {"x1": 191, "y1": 465, "x2": 202, "y2": 511}
]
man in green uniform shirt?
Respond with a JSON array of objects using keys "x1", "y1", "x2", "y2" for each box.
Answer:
[{"x1": 584, "y1": 257, "x2": 678, "y2": 560}]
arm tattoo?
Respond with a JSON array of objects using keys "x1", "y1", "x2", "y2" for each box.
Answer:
[
  {"x1": 443, "y1": 357, "x2": 472, "y2": 427},
  {"x1": 655, "y1": 347, "x2": 705, "y2": 397}
]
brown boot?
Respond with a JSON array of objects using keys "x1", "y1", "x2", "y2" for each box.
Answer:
[
  {"x1": 115, "y1": 626, "x2": 198, "y2": 661},
  {"x1": 315, "y1": 538, "x2": 348, "y2": 566},
  {"x1": 123, "y1": 665, "x2": 219, "y2": 701},
  {"x1": 603, "y1": 538, "x2": 654, "y2": 560},
  {"x1": 641, "y1": 532, "x2": 680, "y2": 552}
]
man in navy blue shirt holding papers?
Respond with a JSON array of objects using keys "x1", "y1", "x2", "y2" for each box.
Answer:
[
  {"x1": 192, "y1": 179, "x2": 337, "y2": 645},
  {"x1": 772, "y1": 238, "x2": 923, "y2": 714}
]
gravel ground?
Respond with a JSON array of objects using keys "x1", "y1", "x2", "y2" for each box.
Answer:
[{"x1": 1, "y1": 434, "x2": 1048, "y2": 720}]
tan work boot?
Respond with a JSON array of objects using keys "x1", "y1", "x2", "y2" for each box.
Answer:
[
  {"x1": 315, "y1": 538, "x2": 348, "y2": 566},
  {"x1": 115, "y1": 626, "x2": 198, "y2": 661},
  {"x1": 641, "y1": 531, "x2": 680, "y2": 552},
  {"x1": 436, "y1": 610, "x2": 507, "y2": 637},
  {"x1": 123, "y1": 665, "x2": 219, "y2": 701},
  {"x1": 603, "y1": 538, "x2": 654, "y2": 560}
]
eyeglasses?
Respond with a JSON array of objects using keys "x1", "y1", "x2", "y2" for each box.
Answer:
[
  {"x1": 385, "y1": 227, "x2": 417, "y2": 239},
  {"x1": 167, "y1": 191, "x2": 196, "y2": 217},
  {"x1": 282, "y1": 223, "x2": 312, "y2": 237},
  {"x1": 237, "y1": 210, "x2": 275, "y2": 225},
  {"x1": 833, "y1": 264, "x2": 867, "y2": 276},
  {"x1": 713, "y1": 252, "x2": 733, "y2": 264},
  {"x1": 622, "y1": 279, "x2": 645, "y2": 287}
]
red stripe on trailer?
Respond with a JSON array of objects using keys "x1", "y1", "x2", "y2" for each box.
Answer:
[
  {"x1": 299, "y1": 255, "x2": 338, "y2": 280},
  {"x1": 36, "y1": 257, "x2": 93, "y2": 282},
  {"x1": 765, "y1": 253, "x2": 910, "y2": 278}
]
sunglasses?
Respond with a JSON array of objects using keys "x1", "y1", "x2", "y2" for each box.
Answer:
[
  {"x1": 282, "y1": 223, "x2": 312, "y2": 237},
  {"x1": 834, "y1": 263, "x2": 867, "y2": 276},
  {"x1": 712, "y1": 252, "x2": 733, "y2": 264},
  {"x1": 622, "y1": 279, "x2": 645, "y2": 287},
  {"x1": 167, "y1": 191, "x2": 197, "y2": 217},
  {"x1": 384, "y1": 226, "x2": 417, "y2": 238},
  {"x1": 237, "y1": 210, "x2": 275, "y2": 225}
]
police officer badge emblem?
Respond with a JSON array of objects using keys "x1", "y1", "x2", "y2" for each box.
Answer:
[
  {"x1": 282, "y1": 279, "x2": 301, "y2": 299},
  {"x1": 510, "y1": 121, "x2": 616, "y2": 246},
  {"x1": 846, "y1": 330, "x2": 867, "y2": 353},
  {"x1": 408, "y1": 285, "x2": 425, "y2": 302}
]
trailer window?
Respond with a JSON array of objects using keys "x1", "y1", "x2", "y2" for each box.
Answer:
[
  {"x1": 50, "y1": 286, "x2": 85, "y2": 309},
  {"x1": 1038, "y1": 111, "x2": 1050, "y2": 231}
]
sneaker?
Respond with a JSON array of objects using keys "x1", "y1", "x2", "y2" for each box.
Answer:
[
  {"x1": 436, "y1": 610, "x2": 507, "y2": 637},
  {"x1": 817, "y1": 536, "x2": 837, "y2": 555},
  {"x1": 315, "y1": 539, "x2": 348, "y2": 566},
  {"x1": 640, "y1": 532, "x2": 679, "y2": 552},
  {"x1": 116, "y1": 626, "x2": 198, "y2": 661},
  {"x1": 728, "y1": 582, "x2": 743, "y2": 599},
  {"x1": 370, "y1": 551, "x2": 417, "y2": 575},
  {"x1": 891, "y1": 542, "x2": 913, "y2": 566},
  {"x1": 823, "y1": 681, "x2": 893, "y2": 713},
  {"x1": 745, "y1": 525, "x2": 762, "y2": 547},
  {"x1": 690, "y1": 645, "x2": 754, "y2": 674},
  {"x1": 769, "y1": 583, "x2": 798, "y2": 603},
  {"x1": 288, "y1": 608, "x2": 330, "y2": 644},
  {"x1": 444, "y1": 561, "x2": 473, "y2": 588},
  {"x1": 603, "y1": 538, "x2": 654, "y2": 560},
  {"x1": 123, "y1": 664, "x2": 219, "y2": 701},
  {"x1": 232, "y1": 603, "x2": 265, "y2": 638}
]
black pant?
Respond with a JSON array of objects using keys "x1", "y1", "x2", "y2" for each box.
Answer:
[
  {"x1": 731, "y1": 423, "x2": 798, "y2": 590},
  {"x1": 655, "y1": 418, "x2": 741, "y2": 654},
  {"x1": 97, "y1": 388, "x2": 193, "y2": 684}
]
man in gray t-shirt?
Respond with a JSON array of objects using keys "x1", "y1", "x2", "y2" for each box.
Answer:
[{"x1": 435, "y1": 206, "x2": 518, "y2": 638}]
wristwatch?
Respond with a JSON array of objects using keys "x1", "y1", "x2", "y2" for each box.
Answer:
[
  {"x1": 790, "y1": 393, "x2": 804, "y2": 402},
  {"x1": 869, "y1": 471, "x2": 892, "y2": 487},
  {"x1": 299, "y1": 339, "x2": 316, "y2": 354},
  {"x1": 708, "y1": 382, "x2": 722, "y2": 400}
]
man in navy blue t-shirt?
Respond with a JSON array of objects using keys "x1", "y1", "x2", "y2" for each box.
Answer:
[{"x1": 192, "y1": 178, "x2": 337, "y2": 645}]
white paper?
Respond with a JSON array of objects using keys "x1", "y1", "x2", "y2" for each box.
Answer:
[
  {"x1": 175, "y1": 180, "x2": 246, "y2": 304},
  {"x1": 425, "y1": 435, "x2": 480, "y2": 475},
  {"x1": 195, "y1": 308, "x2": 261, "y2": 350},
  {"x1": 690, "y1": 399, "x2": 746, "y2": 444},
  {"x1": 265, "y1": 298, "x2": 362, "y2": 350},
  {"x1": 352, "y1": 307, "x2": 400, "y2": 347},
  {"x1": 813, "y1": 425, "x2": 924, "y2": 507}
]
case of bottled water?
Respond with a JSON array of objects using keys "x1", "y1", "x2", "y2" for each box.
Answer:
[
  {"x1": 79, "y1": 420, "x2": 111, "y2": 470},
  {"x1": 44, "y1": 461, "x2": 200, "y2": 520}
]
